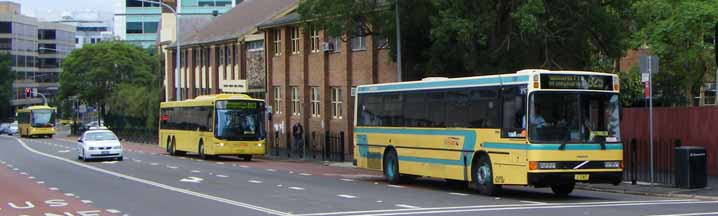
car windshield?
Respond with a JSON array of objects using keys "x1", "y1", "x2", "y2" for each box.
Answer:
[
  {"x1": 215, "y1": 101, "x2": 264, "y2": 141},
  {"x1": 528, "y1": 92, "x2": 620, "y2": 143},
  {"x1": 85, "y1": 132, "x2": 118, "y2": 141},
  {"x1": 32, "y1": 110, "x2": 55, "y2": 127}
]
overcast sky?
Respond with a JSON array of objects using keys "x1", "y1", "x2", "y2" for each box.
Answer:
[{"x1": 15, "y1": 0, "x2": 122, "y2": 20}]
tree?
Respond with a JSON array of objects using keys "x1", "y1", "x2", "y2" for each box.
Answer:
[
  {"x1": 298, "y1": 0, "x2": 634, "y2": 79},
  {"x1": 60, "y1": 41, "x2": 157, "y2": 125},
  {"x1": 631, "y1": 0, "x2": 718, "y2": 106},
  {"x1": 0, "y1": 53, "x2": 13, "y2": 121}
]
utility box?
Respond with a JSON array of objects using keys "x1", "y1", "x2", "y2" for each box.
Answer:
[{"x1": 674, "y1": 146, "x2": 707, "y2": 189}]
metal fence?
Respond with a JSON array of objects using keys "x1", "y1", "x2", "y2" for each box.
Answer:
[
  {"x1": 623, "y1": 138, "x2": 682, "y2": 186},
  {"x1": 269, "y1": 130, "x2": 347, "y2": 162}
]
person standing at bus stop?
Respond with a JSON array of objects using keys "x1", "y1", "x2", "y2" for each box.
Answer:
[{"x1": 292, "y1": 122, "x2": 304, "y2": 158}]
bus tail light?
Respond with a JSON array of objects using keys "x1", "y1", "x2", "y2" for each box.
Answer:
[
  {"x1": 533, "y1": 75, "x2": 540, "y2": 89},
  {"x1": 529, "y1": 161, "x2": 557, "y2": 170}
]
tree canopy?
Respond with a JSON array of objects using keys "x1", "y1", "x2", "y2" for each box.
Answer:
[{"x1": 0, "y1": 53, "x2": 14, "y2": 120}]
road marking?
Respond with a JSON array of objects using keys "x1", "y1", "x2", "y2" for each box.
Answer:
[
  {"x1": 648, "y1": 212, "x2": 718, "y2": 216},
  {"x1": 180, "y1": 177, "x2": 204, "y2": 183},
  {"x1": 81, "y1": 200, "x2": 93, "y2": 204},
  {"x1": 289, "y1": 187, "x2": 305, "y2": 190},
  {"x1": 49, "y1": 187, "x2": 59, "y2": 191},
  {"x1": 377, "y1": 200, "x2": 383, "y2": 203},
  {"x1": 337, "y1": 194, "x2": 357, "y2": 199},
  {"x1": 299, "y1": 173, "x2": 312, "y2": 176},
  {"x1": 36, "y1": 181, "x2": 44, "y2": 184},
  {"x1": 387, "y1": 185, "x2": 404, "y2": 188},
  {"x1": 28, "y1": 176, "x2": 35, "y2": 179},
  {"x1": 520, "y1": 201, "x2": 547, "y2": 204},
  {"x1": 395, "y1": 204, "x2": 420, "y2": 209},
  {"x1": 216, "y1": 174, "x2": 228, "y2": 178},
  {"x1": 64, "y1": 193, "x2": 75, "y2": 197},
  {"x1": 296, "y1": 200, "x2": 700, "y2": 216},
  {"x1": 150, "y1": 162, "x2": 159, "y2": 166},
  {"x1": 239, "y1": 165, "x2": 249, "y2": 168},
  {"x1": 248, "y1": 180, "x2": 263, "y2": 184},
  {"x1": 448, "y1": 192, "x2": 468, "y2": 196},
  {"x1": 106, "y1": 209, "x2": 122, "y2": 214},
  {"x1": 267, "y1": 169, "x2": 277, "y2": 172},
  {"x1": 166, "y1": 165, "x2": 178, "y2": 169},
  {"x1": 216, "y1": 162, "x2": 225, "y2": 165},
  {"x1": 12, "y1": 168, "x2": 18, "y2": 171},
  {"x1": 340, "y1": 179, "x2": 354, "y2": 182},
  {"x1": 102, "y1": 161, "x2": 118, "y2": 164},
  {"x1": 13, "y1": 137, "x2": 292, "y2": 216},
  {"x1": 20, "y1": 172, "x2": 28, "y2": 175},
  {"x1": 191, "y1": 170, "x2": 201, "y2": 173}
]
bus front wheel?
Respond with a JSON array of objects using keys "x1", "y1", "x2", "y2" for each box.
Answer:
[
  {"x1": 383, "y1": 149, "x2": 402, "y2": 184},
  {"x1": 198, "y1": 141, "x2": 210, "y2": 160},
  {"x1": 551, "y1": 182, "x2": 575, "y2": 197},
  {"x1": 472, "y1": 155, "x2": 501, "y2": 196}
]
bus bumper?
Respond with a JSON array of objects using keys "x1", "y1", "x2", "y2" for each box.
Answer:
[
  {"x1": 209, "y1": 142, "x2": 265, "y2": 155},
  {"x1": 528, "y1": 171, "x2": 623, "y2": 186}
]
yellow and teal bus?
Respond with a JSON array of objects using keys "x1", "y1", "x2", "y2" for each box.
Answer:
[
  {"x1": 159, "y1": 94, "x2": 266, "y2": 161},
  {"x1": 354, "y1": 69, "x2": 622, "y2": 196},
  {"x1": 17, "y1": 105, "x2": 57, "y2": 138}
]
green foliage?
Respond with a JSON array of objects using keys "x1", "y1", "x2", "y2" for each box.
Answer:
[
  {"x1": 0, "y1": 53, "x2": 13, "y2": 120},
  {"x1": 619, "y1": 66, "x2": 644, "y2": 107},
  {"x1": 107, "y1": 83, "x2": 161, "y2": 129},
  {"x1": 631, "y1": 0, "x2": 718, "y2": 106},
  {"x1": 60, "y1": 41, "x2": 160, "y2": 129}
]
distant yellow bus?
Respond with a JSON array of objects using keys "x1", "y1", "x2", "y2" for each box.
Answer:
[
  {"x1": 17, "y1": 105, "x2": 57, "y2": 138},
  {"x1": 159, "y1": 94, "x2": 266, "y2": 161},
  {"x1": 354, "y1": 70, "x2": 622, "y2": 196}
]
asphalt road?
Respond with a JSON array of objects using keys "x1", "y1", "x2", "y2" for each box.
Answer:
[{"x1": 1, "y1": 134, "x2": 717, "y2": 216}]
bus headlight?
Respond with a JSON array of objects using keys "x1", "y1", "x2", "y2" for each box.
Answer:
[
  {"x1": 257, "y1": 143, "x2": 262, "y2": 147},
  {"x1": 538, "y1": 162, "x2": 557, "y2": 169},
  {"x1": 216, "y1": 143, "x2": 225, "y2": 147},
  {"x1": 605, "y1": 161, "x2": 621, "y2": 168}
]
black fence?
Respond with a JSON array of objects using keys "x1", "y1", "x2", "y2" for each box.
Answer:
[
  {"x1": 113, "y1": 128, "x2": 157, "y2": 145},
  {"x1": 623, "y1": 138, "x2": 682, "y2": 186},
  {"x1": 269, "y1": 130, "x2": 348, "y2": 162}
]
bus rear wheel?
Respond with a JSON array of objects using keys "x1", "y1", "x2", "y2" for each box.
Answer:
[
  {"x1": 551, "y1": 182, "x2": 575, "y2": 197},
  {"x1": 383, "y1": 149, "x2": 402, "y2": 184},
  {"x1": 472, "y1": 155, "x2": 501, "y2": 196}
]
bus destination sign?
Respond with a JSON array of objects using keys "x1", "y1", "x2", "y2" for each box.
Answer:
[
  {"x1": 226, "y1": 101, "x2": 258, "y2": 110},
  {"x1": 540, "y1": 74, "x2": 612, "y2": 90}
]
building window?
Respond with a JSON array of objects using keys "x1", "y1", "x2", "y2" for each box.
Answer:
[
  {"x1": 331, "y1": 87, "x2": 343, "y2": 119},
  {"x1": 291, "y1": 86, "x2": 300, "y2": 116},
  {"x1": 273, "y1": 30, "x2": 281, "y2": 56},
  {"x1": 327, "y1": 36, "x2": 340, "y2": 53},
  {"x1": 351, "y1": 34, "x2": 366, "y2": 51},
  {"x1": 143, "y1": 22, "x2": 159, "y2": 33},
  {"x1": 310, "y1": 87, "x2": 320, "y2": 117},
  {"x1": 247, "y1": 40, "x2": 264, "y2": 51},
  {"x1": 0, "y1": 22, "x2": 11, "y2": 34},
  {"x1": 290, "y1": 27, "x2": 301, "y2": 54},
  {"x1": 273, "y1": 86, "x2": 282, "y2": 114},
  {"x1": 310, "y1": 29, "x2": 320, "y2": 53}
]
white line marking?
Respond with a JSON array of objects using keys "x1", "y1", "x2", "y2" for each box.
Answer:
[
  {"x1": 289, "y1": 187, "x2": 305, "y2": 190},
  {"x1": 266, "y1": 169, "x2": 276, "y2": 172},
  {"x1": 167, "y1": 165, "x2": 178, "y2": 169},
  {"x1": 239, "y1": 165, "x2": 249, "y2": 168},
  {"x1": 28, "y1": 176, "x2": 35, "y2": 179},
  {"x1": 216, "y1": 162, "x2": 225, "y2": 165},
  {"x1": 13, "y1": 137, "x2": 291, "y2": 216},
  {"x1": 377, "y1": 200, "x2": 383, "y2": 203},
  {"x1": 81, "y1": 200, "x2": 93, "y2": 204},
  {"x1": 395, "y1": 204, "x2": 420, "y2": 209},
  {"x1": 249, "y1": 180, "x2": 263, "y2": 184},
  {"x1": 133, "y1": 159, "x2": 142, "y2": 162},
  {"x1": 387, "y1": 185, "x2": 404, "y2": 188},
  {"x1": 216, "y1": 174, "x2": 229, "y2": 178},
  {"x1": 191, "y1": 170, "x2": 201, "y2": 173},
  {"x1": 150, "y1": 162, "x2": 159, "y2": 166},
  {"x1": 36, "y1": 181, "x2": 44, "y2": 184},
  {"x1": 448, "y1": 192, "x2": 468, "y2": 196},
  {"x1": 289, "y1": 171, "x2": 295, "y2": 174},
  {"x1": 49, "y1": 187, "x2": 59, "y2": 191},
  {"x1": 106, "y1": 209, "x2": 122, "y2": 214},
  {"x1": 648, "y1": 212, "x2": 718, "y2": 216},
  {"x1": 180, "y1": 177, "x2": 204, "y2": 183},
  {"x1": 340, "y1": 179, "x2": 354, "y2": 182},
  {"x1": 58, "y1": 150, "x2": 70, "y2": 153},
  {"x1": 337, "y1": 194, "x2": 357, "y2": 199},
  {"x1": 520, "y1": 201, "x2": 547, "y2": 205},
  {"x1": 295, "y1": 200, "x2": 699, "y2": 216},
  {"x1": 102, "y1": 161, "x2": 118, "y2": 164},
  {"x1": 20, "y1": 172, "x2": 28, "y2": 175},
  {"x1": 64, "y1": 193, "x2": 75, "y2": 197},
  {"x1": 299, "y1": 173, "x2": 312, "y2": 176},
  {"x1": 12, "y1": 168, "x2": 18, "y2": 171}
]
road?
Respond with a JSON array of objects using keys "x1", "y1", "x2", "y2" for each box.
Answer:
[{"x1": 0, "y1": 134, "x2": 717, "y2": 216}]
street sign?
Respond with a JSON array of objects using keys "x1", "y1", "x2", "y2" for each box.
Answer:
[
  {"x1": 640, "y1": 56, "x2": 659, "y2": 74},
  {"x1": 641, "y1": 73, "x2": 650, "y2": 82}
]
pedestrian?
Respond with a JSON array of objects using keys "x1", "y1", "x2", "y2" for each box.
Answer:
[{"x1": 292, "y1": 122, "x2": 304, "y2": 158}]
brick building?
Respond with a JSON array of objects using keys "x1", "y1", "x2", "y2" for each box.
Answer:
[
  {"x1": 258, "y1": 12, "x2": 398, "y2": 159},
  {"x1": 164, "y1": 0, "x2": 297, "y2": 101}
]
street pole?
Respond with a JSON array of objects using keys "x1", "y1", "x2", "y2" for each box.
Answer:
[
  {"x1": 138, "y1": 0, "x2": 180, "y2": 101},
  {"x1": 394, "y1": 0, "x2": 402, "y2": 82},
  {"x1": 649, "y1": 57, "x2": 654, "y2": 187}
]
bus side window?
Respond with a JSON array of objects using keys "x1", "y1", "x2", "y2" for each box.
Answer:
[{"x1": 501, "y1": 86, "x2": 527, "y2": 138}]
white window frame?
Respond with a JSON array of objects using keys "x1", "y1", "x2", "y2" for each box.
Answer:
[
  {"x1": 310, "y1": 87, "x2": 320, "y2": 117},
  {"x1": 290, "y1": 27, "x2": 301, "y2": 54},
  {"x1": 310, "y1": 29, "x2": 320, "y2": 53},
  {"x1": 273, "y1": 30, "x2": 281, "y2": 56},
  {"x1": 291, "y1": 86, "x2": 300, "y2": 116},
  {"x1": 331, "y1": 87, "x2": 343, "y2": 119},
  {"x1": 273, "y1": 86, "x2": 282, "y2": 114}
]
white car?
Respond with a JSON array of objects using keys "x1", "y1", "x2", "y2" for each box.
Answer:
[
  {"x1": 7, "y1": 122, "x2": 17, "y2": 136},
  {"x1": 77, "y1": 128, "x2": 123, "y2": 161}
]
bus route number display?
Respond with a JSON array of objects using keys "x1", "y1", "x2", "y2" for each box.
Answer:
[{"x1": 540, "y1": 74, "x2": 612, "y2": 90}]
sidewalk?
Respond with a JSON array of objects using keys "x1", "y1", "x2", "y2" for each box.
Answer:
[{"x1": 577, "y1": 176, "x2": 718, "y2": 200}]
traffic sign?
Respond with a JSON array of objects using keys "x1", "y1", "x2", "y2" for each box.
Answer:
[{"x1": 640, "y1": 56, "x2": 659, "y2": 74}]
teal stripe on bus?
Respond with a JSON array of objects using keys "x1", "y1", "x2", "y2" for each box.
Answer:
[
  {"x1": 356, "y1": 75, "x2": 529, "y2": 93},
  {"x1": 483, "y1": 142, "x2": 623, "y2": 150}
]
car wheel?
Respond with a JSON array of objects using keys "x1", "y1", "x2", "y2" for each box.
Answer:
[
  {"x1": 198, "y1": 141, "x2": 208, "y2": 160},
  {"x1": 551, "y1": 182, "x2": 575, "y2": 197},
  {"x1": 48, "y1": 135, "x2": 53, "y2": 139},
  {"x1": 239, "y1": 155, "x2": 252, "y2": 161},
  {"x1": 117, "y1": 156, "x2": 124, "y2": 161},
  {"x1": 472, "y1": 155, "x2": 501, "y2": 196},
  {"x1": 383, "y1": 148, "x2": 402, "y2": 184}
]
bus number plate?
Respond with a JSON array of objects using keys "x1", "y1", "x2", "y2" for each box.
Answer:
[{"x1": 574, "y1": 174, "x2": 589, "y2": 181}]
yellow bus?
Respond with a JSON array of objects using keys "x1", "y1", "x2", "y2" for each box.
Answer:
[
  {"x1": 159, "y1": 94, "x2": 266, "y2": 161},
  {"x1": 17, "y1": 105, "x2": 57, "y2": 138},
  {"x1": 354, "y1": 69, "x2": 622, "y2": 196}
]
